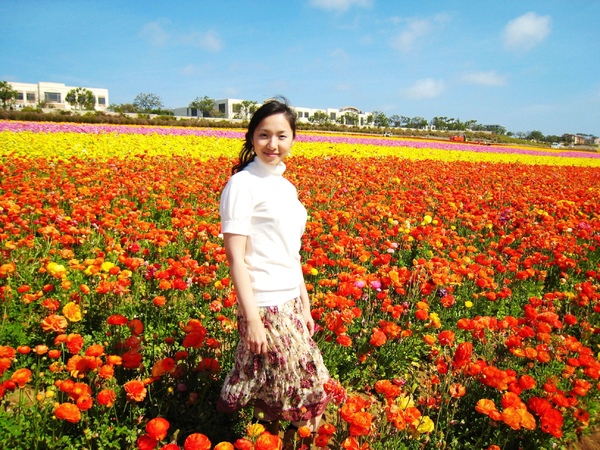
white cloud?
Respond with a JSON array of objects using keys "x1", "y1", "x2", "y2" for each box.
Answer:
[
  {"x1": 461, "y1": 71, "x2": 507, "y2": 87},
  {"x1": 503, "y1": 12, "x2": 551, "y2": 52},
  {"x1": 389, "y1": 14, "x2": 449, "y2": 53},
  {"x1": 140, "y1": 21, "x2": 223, "y2": 52},
  {"x1": 329, "y1": 48, "x2": 350, "y2": 65},
  {"x1": 181, "y1": 64, "x2": 197, "y2": 76},
  {"x1": 400, "y1": 78, "x2": 445, "y2": 99},
  {"x1": 139, "y1": 21, "x2": 170, "y2": 46},
  {"x1": 390, "y1": 18, "x2": 431, "y2": 53},
  {"x1": 182, "y1": 31, "x2": 224, "y2": 52},
  {"x1": 309, "y1": 0, "x2": 372, "y2": 13}
]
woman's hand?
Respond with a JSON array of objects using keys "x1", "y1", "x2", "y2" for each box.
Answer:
[
  {"x1": 246, "y1": 318, "x2": 269, "y2": 354},
  {"x1": 302, "y1": 308, "x2": 315, "y2": 337}
]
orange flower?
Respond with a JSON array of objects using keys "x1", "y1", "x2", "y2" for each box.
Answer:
[
  {"x1": 475, "y1": 398, "x2": 497, "y2": 416},
  {"x1": 369, "y1": 329, "x2": 387, "y2": 347},
  {"x1": 214, "y1": 443, "x2": 234, "y2": 450},
  {"x1": 183, "y1": 433, "x2": 212, "y2": 450},
  {"x1": 10, "y1": 368, "x2": 32, "y2": 388},
  {"x1": 146, "y1": 417, "x2": 170, "y2": 441},
  {"x1": 98, "y1": 364, "x2": 115, "y2": 380},
  {"x1": 151, "y1": 358, "x2": 176, "y2": 377},
  {"x1": 97, "y1": 389, "x2": 116, "y2": 407},
  {"x1": 153, "y1": 296, "x2": 167, "y2": 307},
  {"x1": 298, "y1": 426, "x2": 312, "y2": 438},
  {"x1": 16, "y1": 345, "x2": 30, "y2": 355},
  {"x1": 233, "y1": 439, "x2": 253, "y2": 450},
  {"x1": 55, "y1": 402, "x2": 81, "y2": 423},
  {"x1": 124, "y1": 379, "x2": 147, "y2": 402},
  {"x1": 76, "y1": 394, "x2": 93, "y2": 411},
  {"x1": 449, "y1": 383, "x2": 466, "y2": 398},
  {"x1": 65, "y1": 333, "x2": 85, "y2": 354},
  {"x1": 85, "y1": 344, "x2": 105, "y2": 357},
  {"x1": 254, "y1": 433, "x2": 282, "y2": 450},
  {"x1": 41, "y1": 314, "x2": 68, "y2": 333},
  {"x1": 106, "y1": 355, "x2": 123, "y2": 366}
]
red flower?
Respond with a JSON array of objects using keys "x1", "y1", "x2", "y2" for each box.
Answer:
[
  {"x1": 437, "y1": 330, "x2": 455, "y2": 346},
  {"x1": 369, "y1": 329, "x2": 387, "y2": 347},
  {"x1": 183, "y1": 433, "x2": 212, "y2": 450},
  {"x1": 137, "y1": 434, "x2": 158, "y2": 450},
  {"x1": 146, "y1": 417, "x2": 170, "y2": 441},
  {"x1": 452, "y1": 342, "x2": 473, "y2": 369},
  {"x1": 55, "y1": 402, "x2": 81, "y2": 423},
  {"x1": 107, "y1": 314, "x2": 128, "y2": 325},
  {"x1": 10, "y1": 368, "x2": 32, "y2": 388},
  {"x1": 97, "y1": 389, "x2": 116, "y2": 407},
  {"x1": 254, "y1": 433, "x2": 282, "y2": 450},
  {"x1": 124, "y1": 380, "x2": 147, "y2": 402}
]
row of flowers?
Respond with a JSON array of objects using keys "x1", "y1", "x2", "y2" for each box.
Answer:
[
  {"x1": 0, "y1": 123, "x2": 599, "y2": 449},
  {"x1": 2, "y1": 120, "x2": 599, "y2": 165}
]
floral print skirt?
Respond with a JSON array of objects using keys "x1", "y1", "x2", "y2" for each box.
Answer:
[{"x1": 217, "y1": 297, "x2": 330, "y2": 421}]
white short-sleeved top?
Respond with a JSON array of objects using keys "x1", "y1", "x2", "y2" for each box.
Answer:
[{"x1": 220, "y1": 158, "x2": 307, "y2": 306}]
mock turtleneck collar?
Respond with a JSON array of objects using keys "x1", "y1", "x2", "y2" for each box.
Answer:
[{"x1": 247, "y1": 157, "x2": 286, "y2": 177}]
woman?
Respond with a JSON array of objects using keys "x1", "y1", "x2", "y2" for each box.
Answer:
[{"x1": 217, "y1": 98, "x2": 330, "y2": 445}]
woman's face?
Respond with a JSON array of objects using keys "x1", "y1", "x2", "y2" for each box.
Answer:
[{"x1": 251, "y1": 113, "x2": 294, "y2": 166}]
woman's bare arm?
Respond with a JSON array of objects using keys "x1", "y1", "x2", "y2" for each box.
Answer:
[{"x1": 224, "y1": 233, "x2": 268, "y2": 354}]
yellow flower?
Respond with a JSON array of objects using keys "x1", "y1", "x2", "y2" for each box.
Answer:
[
  {"x1": 246, "y1": 423, "x2": 265, "y2": 438},
  {"x1": 310, "y1": 268, "x2": 318, "y2": 276},
  {"x1": 62, "y1": 302, "x2": 82, "y2": 322},
  {"x1": 423, "y1": 215, "x2": 433, "y2": 224},
  {"x1": 397, "y1": 394, "x2": 415, "y2": 410},
  {"x1": 47, "y1": 262, "x2": 67, "y2": 278},
  {"x1": 100, "y1": 261, "x2": 115, "y2": 272},
  {"x1": 415, "y1": 415, "x2": 434, "y2": 433},
  {"x1": 465, "y1": 301, "x2": 473, "y2": 308}
]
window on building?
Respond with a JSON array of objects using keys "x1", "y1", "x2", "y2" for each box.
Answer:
[
  {"x1": 330, "y1": 112, "x2": 337, "y2": 120},
  {"x1": 16, "y1": 93, "x2": 24, "y2": 100},
  {"x1": 27, "y1": 92, "x2": 36, "y2": 102},
  {"x1": 218, "y1": 103, "x2": 225, "y2": 114},
  {"x1": 98, "y1": 97, "x2": 106, "y2": 105},
  {"x1": 45, "y1": 92, "x2": 61, "y2": 103}
]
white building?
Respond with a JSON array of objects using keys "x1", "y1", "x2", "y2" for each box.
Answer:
[
  {"x1": 174, "y1": 98, "x2": 372, "y2": 126},
  {"x1": 8, "y1": 81, "x2": 109, "y2": 111}
]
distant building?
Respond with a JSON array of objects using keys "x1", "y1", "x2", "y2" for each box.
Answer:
[
  {"x1": 7, "y1": 81, "x2": 109, "y2": 111},
  {"x1": 174, "y1": 99, "x2": 373, "y2": 126}
]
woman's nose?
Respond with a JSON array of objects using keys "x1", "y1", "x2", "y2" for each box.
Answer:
[{"x1": 267, "y1": 137, "x2": 277, "y2": 149}]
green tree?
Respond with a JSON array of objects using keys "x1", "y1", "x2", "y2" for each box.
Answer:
[
  {"x1": 339, "y1": 112, "x2": 358, "y2": 126},
  {"x1": 108, "y1": 103, "x2": 137, "y2": 113},
  {"x1": 234, "y1": 100, "x2": 258, "y2": 119},
  {"x1": 371, "y1": 111, "x2": 389, "y2": 128},
  {"x1": 65, "y1": 87, "x2": 96, "y2": 110},
  {"x1": 309, "y1": 110, "x2": 330, "y2": 125},
  {"x1": 133, "y1": 93, "x2": 164, "y2": 112},
  {"x1": 189, "y1": 96, "x2": 216, "y2": 117},
  {"x1": 389, "y1": 115, "x2": 402, "y2": 128},
  {"x1": 527, "y1": 130, "x2": 545, "y2": 142},
  {"x1": 0, "y1": 81, "x2": 18, "y2": 109}
]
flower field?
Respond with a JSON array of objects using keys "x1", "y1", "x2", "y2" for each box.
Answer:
[{"x1": 1, "y1": 120, "x2": 600, "y2": 449}]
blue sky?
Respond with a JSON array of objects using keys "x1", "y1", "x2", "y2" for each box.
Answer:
[{"x1": 1, "y1": 0, "x2": 599, "y2": 137}]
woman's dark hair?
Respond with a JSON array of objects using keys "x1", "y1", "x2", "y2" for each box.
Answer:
[{"x1": 231, "y1": 97, "x2": 297, "y2": 174}]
